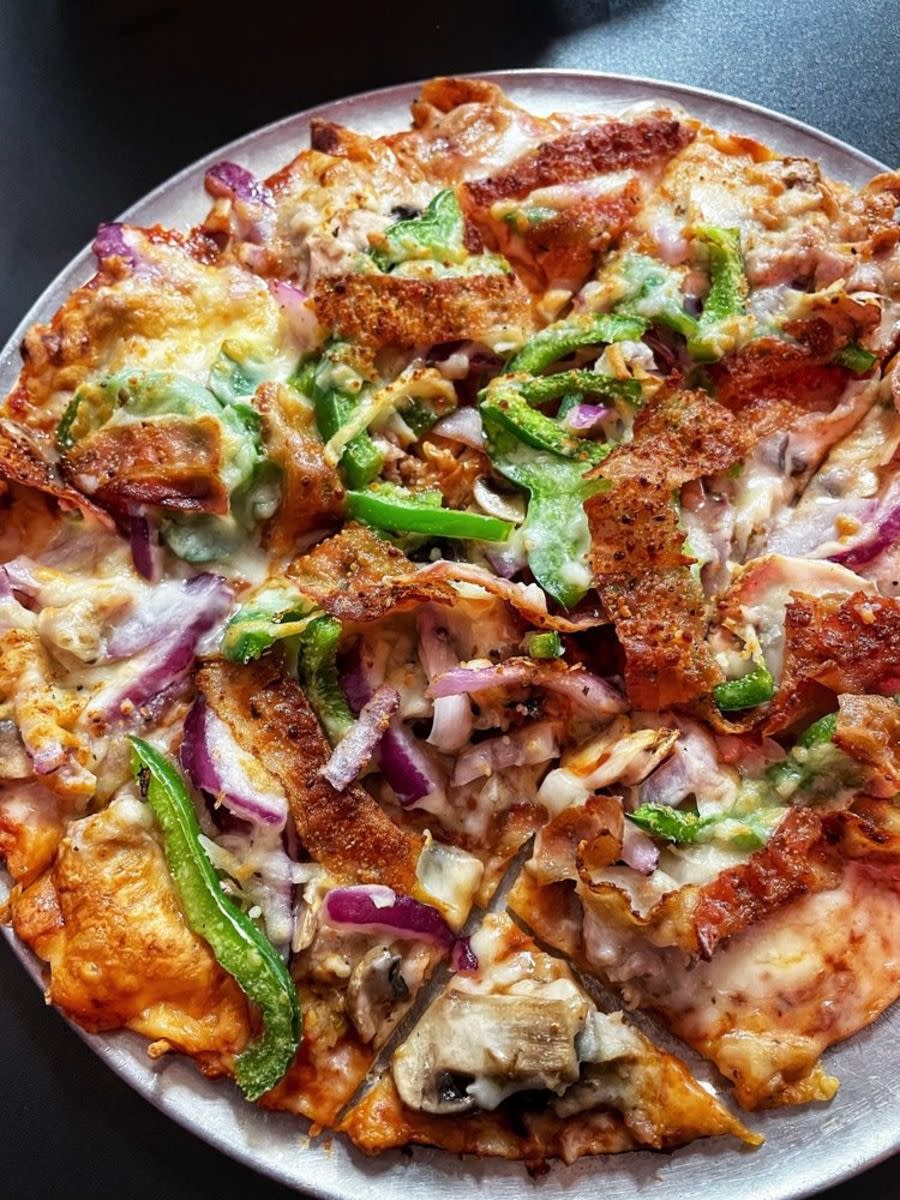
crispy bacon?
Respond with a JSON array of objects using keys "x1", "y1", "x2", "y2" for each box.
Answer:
[
  {"x1": 61, "y1": 416, "x2": 229, "y2": 514},
  {"x1": 469, "y1": 183, "x2": 642, "y2": 295},
  {"x1": 834, "y1": 694, "x2": 900, "y2": 792},
  {"x1": 198, "y1": 658, "x2": 423, "y2": 890},
  {"x1": 288, "y1": 523, "x2": 455, "y2": 622},
  {"x1": 389, "y1": 77, "x2": 552, "y2": 187},
  {"x1": 598, "y1": 572, "x2": 723, "y2": 710},
  {"x1": 711, "y1": 329, "x2": 850, "y2": 434},
  {"x1": 577, "y1": 805, "x2": 900, "y2": 962},
  {"x1": 588, "y1": 390, "x2": 746, "y2": 707},
  {"x1": 765, "y1": 591, "x2": 900, "y2": 732},
  {"x1": 0, "y1": 421, "x2": 113, "y2": 526},
  {"x1": 465, "y1": 117, "x2": 695, "y2": 207},
  {"x1": 256, "y1": 382, "x2": 345, "y2": 559},
  {"x1": 312, "y1": 272, "x2": 531, "y2": 350},
  {"x1": 692, "y1": 808, "x2": 842, "y2": 958},
  {"x1": 601, "y1": 387, "x2": 755, "y2": 490}
]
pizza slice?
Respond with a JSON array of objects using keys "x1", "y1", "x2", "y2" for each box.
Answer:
[
  {"x1": 342, "y1": 912, "x2": 758, "y2": 1162},
  {"x1": 508, "y1": 704, "x2": 900, "y2": 1109}
]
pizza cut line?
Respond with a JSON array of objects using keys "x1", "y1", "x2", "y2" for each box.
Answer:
[{"x1": 2, "y1": 75, "x2": 900, "y2": 1165}]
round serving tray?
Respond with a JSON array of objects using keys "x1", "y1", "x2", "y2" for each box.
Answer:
[{"x1": 1, "y1": 70, "x2": 895, "y2": 1200}]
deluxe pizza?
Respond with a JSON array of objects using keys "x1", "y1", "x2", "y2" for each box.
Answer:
[{"x1": 2, "y1": 76, "x2": 900, "y2": 1165}]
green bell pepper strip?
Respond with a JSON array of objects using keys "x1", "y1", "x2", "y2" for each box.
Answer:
[
  {"x1": 346, "y1": 484, "x2": 513, "y2": 543},
  {"x1": 629, "y1": 801, "x2": 784, "y2": 852},
  {"x1": 513, "y1": 369, "x2": 642, "y2": 408},
  {"x1": 480, "y1": 387, "x2": 610, "y2": 464},
  {"x1": 372, "y1": 189, "x2": 467, "y2": 271},
  {"x1": 833, "y1": 343, "x2": 878, "y2": 375},
  {"x1": 507, "y1": 313, "x2": 648, "y2": 375},
  {"x1": 313, "y1": 390, "x2": 383, "y2": 490},
  {"x1": 687, "y1": 226, "x2": 748, "y2": 362},
  {"x1": 523, "y1": 630, "x2": 564, "y2": 659},
  {"x1": 128, "y1": 738, "x2": 300, "y2": 1101},
  {"x1": 764, "y1": 711, "x2": 859, "y2": 801},
  {"x1": 713, "y1": 664, "x2": 776, "y2": 712},
  {"x1": 294, "y1": 346, "x2": 384, "y2": 490},
  {"x1": 613, "y1": 253, "x2": 700, "y2": 339},
  {"x1": 484, "y1": 417, "x2": 600, "y2": 609},
  {"x1": 628, "y1": 803, "x2": 709, "y2": 844},
  {"x1": 296, "y1": 615, "x2": 355, "y2": 745},
  {"x1": 797, "y1": 711, "x2": 838, "y2": 748},
  {"x1": 222, "y1": 584, "x2": 318, "y2": 664}
]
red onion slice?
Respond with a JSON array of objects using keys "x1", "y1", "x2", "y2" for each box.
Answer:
[
  {"x1": 450, "y1": 936, "x2": 478, "y2": 972},
  {"x1": 181, "y1": 698, "x2": 288, "y2": 828},
  {"x1": 341, "y1": 640, "x2": 446, "y2": 810},
  {"x1": 829, "y1": 501, "x2": 900, "y2": 569},
  {"x1": 417, "y1": 608, "x2": 472, "y2": 754},
  {"x1": 92, "y1": 222, "x2": 138, "y2": 269},
  {"x1": 429, "y1": 659, "x2": 626, "y2": 715},
  {"x1": 320, "y1": 685, "x2": 400, "y2": 791},
  {"x1": 452, "y1": 720, "x2": 559, "y2": 787},
  {"x1": 431, "y1": 407, "x2": 485, "y2": 449},
  {"x1": 88, "y1": 576, "x2": 233, "y2": 725},
  {"x1": 561, "y1": 402, "x2": 612, "y2": 434},
  {"x1": 322, "y1": 885, "x2": 454, "y2": 949},
  {"x1": 620, "y1": 819, "x2": 660, "y2": 875},
  {"x1": 107, "y1": 574, "x2": 229, "y2": 659},
  {"x1": 414, "y1": 560, "x2": 606, "y2": 631},
  {"x1": 204, "y1": 161, "x2": 273, "y2": 206},
  {"x1": 269, "y1": 280, "x2": 321, "y2": 354},
  {"x1": 128, "y1": 507, "x2": 162, "y2": 583},
  {"x1": 379, "y1": 721, "x2": 444, "y2": 808}
]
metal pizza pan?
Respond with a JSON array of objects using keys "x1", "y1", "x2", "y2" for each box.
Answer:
[{"x1": 0, "y1": 69, "x2": 894, "y2": 1200}]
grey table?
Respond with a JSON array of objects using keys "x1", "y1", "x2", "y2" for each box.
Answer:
[{"x1": 1, "y1": 2, "x2": 897, "y2": 1196}]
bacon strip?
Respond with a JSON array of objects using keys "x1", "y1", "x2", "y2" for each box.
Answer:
[
  {"x1": 711, "y1": 325, "x2": 850, "y2": 434},
  {"x1": 312, "y1": 272, "x2": 530, "y2": 350},
  {"x1": 834, "y1": 694, "x2": 900, "y2": 793},
  {"x1": 61, "y1": 416, "x2": 229, "y2": 514},
  {"x1": 287, "y1": 523, "x2": 455, "y2": 622},
  {"x1": 465, "y1": 117, "x2": 695, "y2": 207},
  {"x1": 256, "y1": 382, "x2": 345, "y2": 559},
  {"x1": 765, "y1": 591, "x2": 900, "y2": 733},
  {"x1": 588, "y1": 389, "x2": 751, "y2": 707},
  {"x1": 0, "y1": 421, "x2": 113, "y2": 527},
  {"x1": 469, "y1": 182, "x2": 642, "y2": 295},
  {"x1": 577, "y1": 804, "x2": 900, "y2": 962},
  {"x1": 198, "y1": 658, "x2": 423, "y2": 891}
]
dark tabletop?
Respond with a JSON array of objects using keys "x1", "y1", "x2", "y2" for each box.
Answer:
[{"x1": 2, "y1": 2, "x2": 898, "y2": 1197}]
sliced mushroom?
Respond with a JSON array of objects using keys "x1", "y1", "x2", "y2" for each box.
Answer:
[
  {"x1": 346, "y1": 946, "x2": 409, "y2": 1044},
  {"x1": 392, "y1": 988, "x2": 589, "y2": 1115}
]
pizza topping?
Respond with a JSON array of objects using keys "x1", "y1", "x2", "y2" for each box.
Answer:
[
  {"x1": 766, "y1": 590, "x2": 900, "y2": 731},
  {"x1": 713, "y1": 664, "x2": 776, "y2": 712},
  {"x1": 58, "y1": 369, "x2": 280, "y2": 564},
  {"x1": 346, "y1": 482, "x2": 513, "y2": 542},
  {"x1": 83, "y1": 573, "x2": 233, "y2": 731},
  {"x1": 427, "y1": 657, "x2": 626, "y2": 714},
  {"x1": 507, "y1": 311, "x2": 646, "y2": 374},
  {"x1": 180, "y1": 697, "x2": 289, "y2": 828},
  {"x1": 685, "y1": 226, "x2": 750, "y2": 362},
  {"x1": 320, "y1": 684, "x2": 400, "y2": 791},
  {"x1": 465, "y1": 116, "x2": 695, "y2": 207},
  {"x1": 833, "y1": 693, "x2": 900, "y2": 793},
  {"x1": 312, "y1": 271, "x2": 531, "y2": 351},
  {"x1": 322, "y1": 885, "x2": 456, "y2": 945},
  {"x1": 129, "y1": 737, "x2": 300, "y2": 1100}
]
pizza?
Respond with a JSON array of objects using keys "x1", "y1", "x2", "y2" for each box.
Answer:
[{"x1": 1, "y1": 75, "x2": 899, "y2": 1166}]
